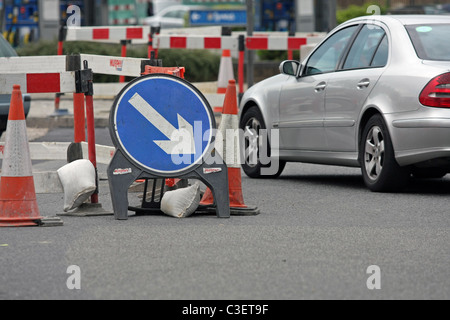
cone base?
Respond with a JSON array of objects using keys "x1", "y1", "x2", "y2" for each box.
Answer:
[
  {"x1": 0, "y1": 199, "x2": 42, "y2": 228},
  {"x1": 0, "y1": 219, "x2": 40, "y2": 227},
  {"x1": 198, "y1": 204, "x2": 260, "y2": 216}
]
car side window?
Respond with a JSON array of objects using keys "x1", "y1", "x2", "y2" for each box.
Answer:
[
  {"x1": 304, "y1": 25, "x2": 358, "y2": 76},
  {"x1": 343, "y1": 25, "x2": 386, "y2": 70},
  {"x1": 0, "y1": 35, "x2": 18, "y2": 58},
  {"x1": 164, "y1": 10, "x2": 185, "y2": 18},
  {"x1": 370, "y1": 35, "x2": 388, "y2": 67}
]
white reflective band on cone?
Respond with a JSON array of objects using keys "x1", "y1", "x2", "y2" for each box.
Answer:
[
  {"x1": 2, "y1": 120, "x2": 33, "y2": 177},
  {"x1": 215, "y1": 113, "x2": 240, "y2": 169}
]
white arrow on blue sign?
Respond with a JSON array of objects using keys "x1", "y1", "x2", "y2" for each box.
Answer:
[{"x1": 112, "y1": 75, "x2": 214, "y2": 175}]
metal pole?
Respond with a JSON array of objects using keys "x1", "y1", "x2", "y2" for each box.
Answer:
[
  {"x1": 246, "y1": 0, "x2": 255, "y2": 89},
  {"x1": 120, "y1": 39, "x2": 128, "y2": 83},
  {"x1": 84, "y1": 61, "x2": 98, "y2": 204},
  {"x1": 238, "y1": 35, "x2": 245, "y2": 101}
]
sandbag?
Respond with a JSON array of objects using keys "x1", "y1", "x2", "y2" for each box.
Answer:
[
  {"x1": 57, "y1": 159, "x2": 96, "y2": 212},
  {"x1": 161, "y1": 183, "x2": 201, "y2": 218}
]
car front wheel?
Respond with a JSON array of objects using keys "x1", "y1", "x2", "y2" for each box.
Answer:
[
  {"x1": 240, "y1": 106, "x2": 286, "y2": 178},
  {"x1": 360, "y1": 114, "x2": 410, "y2": 192}
]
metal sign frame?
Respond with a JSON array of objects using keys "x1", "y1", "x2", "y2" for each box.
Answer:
[{"x1": 107, "y1": 74, "x2": 230, "y2": 220}]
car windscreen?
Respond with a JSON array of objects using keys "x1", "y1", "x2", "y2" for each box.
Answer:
[
  {"x1": 0, "y1": 36, "x2": 18, "y2": 58},
  {"x1": 406, "y1": 24, "x2": 450, "y2": 61}
]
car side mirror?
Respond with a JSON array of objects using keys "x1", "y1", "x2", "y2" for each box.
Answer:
[{"x1": 279, "y1": 60, "x2": 300, "y2": 76}]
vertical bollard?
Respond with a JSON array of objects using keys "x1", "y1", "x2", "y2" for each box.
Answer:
[
  {"x1": 287, "y1": 29, "x2": 295, "y2": 60},
  {"x1": 67, "y1": 55, "x2": 86, "y2": 144},
  {"x1": 73, "y1": 93, "x2": 86, "y2": 143},
  {"x1": 83, "y1": 61, "x2": 98, "y2": 204},
  {"x1": 60, "y1": 59, "x2": 112, "y2": 216},
  {"x1": 152, "y1": 26, "x2": 160, "y2": 59},
  {"x1": 119, "y1": 40, "x2": 129, "y2": 83},
  {"x1": 148, "y1": 30, "x2": 154, "y2": 59},
  {"x1": 238, "y1": 35, "x2": 245, "y2": 102}
]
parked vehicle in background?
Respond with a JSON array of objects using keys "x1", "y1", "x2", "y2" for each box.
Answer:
[
  {"x1": 0, "y1": 35, "x2": 31, "y2": 136},
  {"x1": 239, "y1": 15, "x2": 450, "y2": 192},
  {"x1": 143, "y1": 5, "x2": 206, "y2": 28},
  {"x1": 152, "y1": 0, "x2": 182, "y2": 15},
  {"x1": 387, "y1": 5, "x2": 449, "y2": 15}
]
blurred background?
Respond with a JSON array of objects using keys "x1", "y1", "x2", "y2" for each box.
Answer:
[
  {"x1": 1, "y1": 0, "x2": 449, "y2": 47},
  {"x1": 1, "y1": 0, "x2": 449, "y2": 83}
]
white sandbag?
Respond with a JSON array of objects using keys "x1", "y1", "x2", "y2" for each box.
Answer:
[
  {"x1": 161, "y1": 183, "x2": 201, "y2": 218},
  {"x1": 57, "y1": 159, "x2": 96, "y2": 212}
]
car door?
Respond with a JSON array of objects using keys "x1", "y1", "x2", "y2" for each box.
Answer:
[
  {"x1": 324, "y1": 24, "x2": 389, "y2": 152},
  {"x1": 278, "y1": 25, "x2": 359, "y2": 151}
]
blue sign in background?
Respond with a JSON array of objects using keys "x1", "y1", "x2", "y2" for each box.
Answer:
[
  {"x1": 189, "y1": 10, "x2": 247, "y2": 26},
  {"x1": 114, "y1": 76, "x2": 213, "y2": 174}
]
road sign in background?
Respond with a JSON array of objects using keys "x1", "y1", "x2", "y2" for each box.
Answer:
[
  {"x1": 183, "y1": 0, "x2": 245, "y2": 5},
  {"x1": 189, "y1": 10, "x2": 247, "y2": 26},
  {"x1": 112, "y1": 75, "x2": 214, "y2": 175}
]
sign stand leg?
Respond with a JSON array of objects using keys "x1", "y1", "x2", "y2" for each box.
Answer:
[
  {"x1": 107, "y1": 149, "x2": 143, "y2": 220},
  {"x1": 192, "y1": 162, "x2": 230, "y2": 219},
  {"x1": 107, "y1": 149, "x2": 231, "y2": 220}
]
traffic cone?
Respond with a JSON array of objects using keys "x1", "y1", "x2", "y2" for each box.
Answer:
[
  {"x1": 217, "y1": 50, "x2": 234, "y2": 95},
  {"x1": 200, "y1": 80, "x2": 259, "y2": 216},
  {"x1": 0, "y1": 85, "x2": 43, "y2": 227}
]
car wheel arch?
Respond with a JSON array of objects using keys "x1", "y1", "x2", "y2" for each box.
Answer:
[
  {"x1": 357, "y1": 108, "x2": 385, "y2": 163},
  {"x1": 240, "y1": 101, "x2": 267, "y2": 126}
]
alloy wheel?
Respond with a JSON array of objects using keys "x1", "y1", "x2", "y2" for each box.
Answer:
[{"x1": 364, "y1": 126, "x2": 385, "y2": 181}]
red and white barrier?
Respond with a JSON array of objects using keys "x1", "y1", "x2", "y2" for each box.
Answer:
[
  {"x1": 0, "y1": 72, "x2": 76, "y2": 94},
  {"x1": 154, "y1": 33, "x2": 323, "y2": 51},
  {"x1": 0, "y1": 53, "x2": 153, "y2": 208},
  {"x1": 0, "y1": 142, "x2": 115, "y2": 194},
  {"x1": 245, "y1": 36, "x2": 319, "y2": 51},
  {"x1": 155, "y1": 35, "x2": 239, "y2": 51},
  {"x1": 65, "y1": 26, "x2": 150, "y2": 44},
  {"x1": 0, "y1": 54, "x2": 154, "y2": 81},
  {"x1": 152, "y1": 32, "x2": 324, "y2": 95}
]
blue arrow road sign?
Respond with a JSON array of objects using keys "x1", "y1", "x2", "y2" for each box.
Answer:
[
  {"x1": 112, "y1": 75, "x2": 214, "y2": 175},
  {"x1": 189, "y1": 10, "x2": 247, "y2": 26}
]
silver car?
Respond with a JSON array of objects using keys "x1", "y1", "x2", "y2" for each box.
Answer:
[
  {"x1": 239, "y1": 15, "x2": 450, "y2": 192},
  {"x1": 0, "y1": 34, "x2": 31, "y2": 136}
]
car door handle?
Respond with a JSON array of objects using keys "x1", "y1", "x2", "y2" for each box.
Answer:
[
  {"x1": 357, "y1": 79, "x2": 370, "y2": 89},
  {"x1": 315, "y1": 82, "x2": 327, "y2": 92}
]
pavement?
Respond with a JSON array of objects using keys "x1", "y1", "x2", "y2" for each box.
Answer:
[{"x1": 1, "y1": 82, "x2": 449, "y2": 301}]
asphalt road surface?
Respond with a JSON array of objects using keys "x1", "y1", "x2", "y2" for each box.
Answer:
[{"x1": 1, "y1": 128, "x2": 449, "y2": 300}]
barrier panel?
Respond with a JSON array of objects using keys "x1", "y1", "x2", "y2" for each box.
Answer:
[
  {"x1": 0, "y1": 53, "x2": 155, "y2": 213},
  {"x1": 65, "y1": 26, "x2": 150, "y2": 44},
  {"x1": 0, "y1": 141, "x2": 115, "y2": 194},
  {"x1": 64, "y1": 25, "x2": 156, "y2": 82},
  {"x1": 55, "y1": 25, "x2": 325, "y2": 98},
  {"x1": 152, "y1": 32, "x2": 325, "y2": 96}
]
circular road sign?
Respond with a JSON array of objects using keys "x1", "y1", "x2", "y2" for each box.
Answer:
[{"x1": 110, "y1": 74, "x2": 215, "y2": 176}]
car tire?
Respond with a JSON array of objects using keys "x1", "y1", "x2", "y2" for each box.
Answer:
[
  {"x1": 360, "y1": 114, "x2": 410, "y2": 192},
  {"x1": 240, "y1": 106, "x2": 286, "y2": 178}
]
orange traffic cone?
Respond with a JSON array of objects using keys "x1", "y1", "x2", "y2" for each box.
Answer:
[
  {"x1": 200, "y1": 80, "x2": 259, "y2": 216},
  {"x1": 0, "y1": 85, "x2": 43, "y2": 227},
  {"x1": 217, "y1": 50, "x2": 234, "y2": 95}
]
